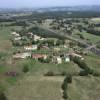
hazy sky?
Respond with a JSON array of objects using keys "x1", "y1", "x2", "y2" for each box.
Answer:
[{"x1": 0, "y1": 0, "x2": 100, "y2": 8}]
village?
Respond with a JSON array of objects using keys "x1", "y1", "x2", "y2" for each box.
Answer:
[
  {"x1": 0, "y1": 5, "x2": 100, "y2": 100},
  {"x1": 11, "y1": 31, "x2": 86, "y2": 64}
]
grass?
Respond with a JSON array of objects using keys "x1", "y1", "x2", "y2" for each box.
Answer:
[
  {"x1": 6, "y1": 76, "x2": 18, "y2": 85},
  {"x1": 6, "y1": 75, "x2": 64, "y2": 100},
  {"x1": 84, "y1": 55, "x2": 100, "y2": 72},
  {"x1": 23, "y1": 59, "x2": 81, "y2": 75},
  {"x1": 73, "y1": 30, "x2": 100, "y2": 44},
  {"x1": 0, "y1": 26, "x2": 22, "y2": 52},
  {"x1": 79, "y1": 31, "x2": 100, "y2": 44},
  {"x1": 68, "y1": 76, "x2": 100, "y2": 100}
]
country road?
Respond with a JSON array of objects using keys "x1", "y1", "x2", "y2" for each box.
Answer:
[{"x1": 36, "y1": 24, "x2": 100, "y2": 56}]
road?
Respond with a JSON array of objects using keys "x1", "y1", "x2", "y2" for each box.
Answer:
[{"x1": 36, "y1": 24, "x2": 100, "y2": 56}]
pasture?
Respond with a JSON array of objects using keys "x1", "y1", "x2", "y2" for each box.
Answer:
[{"x1": 68, "y1": 76, "x2": 100, "y2": 100}]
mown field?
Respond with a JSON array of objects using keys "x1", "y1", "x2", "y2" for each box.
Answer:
[
  {"x1": 68, "y1": 76, "x2": 100, "y2": 100},
  {"x1": 84, "y1": 55, "x2": 100, "y2": 72},
  {"x1": 6, "y1": 75, "x2": 64, "y2": 100}
]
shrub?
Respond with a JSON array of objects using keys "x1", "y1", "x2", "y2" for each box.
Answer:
[
  {"x1": 67, "y1": 75, "x2": 72, "y2": 83},
  {"x1": 23, "y1": 65, "x2": 29, "y2": 73},
  {"x1": 0, "y1": 93, "x2": 7, "y2": 100},
  {"x1": 44, "y1": 71, "x2": 54, "y2": 76}
]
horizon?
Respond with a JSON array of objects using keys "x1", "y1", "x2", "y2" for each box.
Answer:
[
  {"x1": 0, "y1": 5, "x2": 100, "y2": 9},
  {"x1": 0, "y1": 0, "x2": 100, "y2": 9}
]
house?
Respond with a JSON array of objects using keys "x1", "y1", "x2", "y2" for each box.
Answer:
[
  {"x1": 14, "y1": 37, "x2": 21, "y2": 41},
  {"x1": 57, "y1": 57, "x2": 62, "y2": 64},
  {"x1": 27, "y1": 32, "x2": 33, "y2": 38},
  {"x1": 54, "y1": 47, "x2": 60, "y2": 52},
  {"x1": 41, "y1": 46, "x2": 49, "y2": 50},
  {"x1": 13, "y1": 52, "x2": 31, "y2": 59},
  {"x1": 52, "y1": 56, "x2": 62, "y2": 64},
  {"x1": 11, "y1": 32, "x2": 20, "y2": 37},
  {"x1": 33, "y1": 35, "x2": 41, "y2": 41},
  {"x1": 65, "y1": 56, "x2": 70, "y2": 62},
  {"x1": 69, "y1": 52, "x2": 84, "y2": 60},
  {"x1": 33, "y1": 34, "x2": 45, "y2": 41},
  {"x1": 32, "y1": 54, "x2": 47, "y2": 59},
  {"x1": 24, "y1": 45, "x2": 38, "y2": 51}
]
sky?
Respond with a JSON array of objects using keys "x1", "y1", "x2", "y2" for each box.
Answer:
[{"x1": 0, "y1": 0, "x2": 100, "y2": 8}]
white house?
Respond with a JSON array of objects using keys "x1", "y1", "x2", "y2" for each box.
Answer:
[
  {"x1": 34, "y1": 35, "x2": 41, "y2": 41},
  {"x1": 14, "y1": 37, "x2": 21, "y2": 41},
  {"x1": 11, "y1": 32, "x2": 20, "y2": 37},
  {"x1": 24, "y1": 45, "x2": 38, "y2": 51},
  {"x1": 57, "y1": 57, "x2": 62, "y2": 64},
  {"x1": 27, "y1": 32, "x2": 33, "y2": 38},
  {"x1": 52, "y1": 56, "x2": 62, "y2": 64},
  {"x1": 69, "y1": 52, "x2": 84, "y2": 60},
  {"x1": 33, "y1": 34, "x2": 45, "y2": 41},
  {"x1": 65, "y1": 57, "x2": 70, "y2": 62}
]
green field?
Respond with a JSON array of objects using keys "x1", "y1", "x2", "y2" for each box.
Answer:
[
  {"x1": 6, "y1": 75, "x2": 64, "y2": 100},
  {"x1": 68, "y1": 76, "x2": 100, "y2": 100},
  {"x1": 84, "y1": 55, "x2": 100, "y2": 72},
  {"x1": 0, "y1": 19, "x2": 100, "y2": 100},
  {"x1": 91, "y1": 18, "x2": 100, "y2": 23}
]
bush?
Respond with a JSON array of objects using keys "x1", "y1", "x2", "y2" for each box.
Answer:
[
  {"x1": 23, "y1": 65, "x2": 29, "y2": 73},
  {"x1": 79, "y1": 70, "x2": 89, "y2": 76},
  {"x1": 61, "y1": 72, "x2": 67, "y2": 76},
  {"x1": 62, "y1": 76, "x2": 69, "y2": 100},
  {"x1": 44, "y1": 71, "x2": 54, "y2": 76},
  {"x1": 0, "y1": 93, "x2": 7, "y2": 100},
  {"x1": 38, "y1": 57, "x2": 51, "y2": 63},
  {"x1": 67, "y1": 75, "x2": 72, "y2": 83}
]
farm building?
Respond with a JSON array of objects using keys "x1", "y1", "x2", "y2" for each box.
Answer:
[
  {"x1": 11, "y1": 32, "x2": 20, "y2": 37},
  {"x1": 65, "y1": 57, "x2": 70, "y2": 62},
  {"x1": 13, "y1": 52, "x2": 31, "y2": 59},
  {"x1": 32, "y1": 54, "x2": 47, "y2": 59},
  {"x1": 69, "y1": 52, "x2": 84, "y2": 60},
  {"x1": 24, "y1": 45, "x2": 38, "y2": 51},
  {"x1": 33, "y1": 34, "x2": 45, "y2": 41},
  {"x1": 52, "y1": 56, "x2": 62, "y2": 64},
  {"x1": 14, "y1": 37, "x2": 21, "y2": 41}
]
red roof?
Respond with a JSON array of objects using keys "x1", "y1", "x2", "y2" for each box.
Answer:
[{"x1": 32, "y1": 54, "x2": 46, "y2": 59}]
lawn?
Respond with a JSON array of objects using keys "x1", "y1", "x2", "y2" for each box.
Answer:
[
  {"x1": 6, "y1": 75, "x2": 64, "y2": 100},
  {"x1": 68, "y1": 76, "x2": 100, "y2": 100}
]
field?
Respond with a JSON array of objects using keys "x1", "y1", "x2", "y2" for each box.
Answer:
[
  {"x1": 91, "y1": 18, "x2": 100, "y2": 23},
  {"x1": 0, "y1": 16, "x2": 100, "y2": 100},
  {"x1": 68, "y1": 76, "x2": 100, "y2": 100},
  {"x1": 6, "y1": 75, "x2": 64, "y2": 100},
  {"x1": 0, "y1": 25, "x2": 22, "y2": 52},
  {"x1": 73, "y1": 30, "x2": 100, "y2": 44},
  {"x1": 84, "y1": 55, "x2": 100, "y2": 72}
]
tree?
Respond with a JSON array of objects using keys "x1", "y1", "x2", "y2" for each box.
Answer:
[
  {"x1": 44, "y1": 71, "x2": 54, "y2": 76},
  {"x1": 0, "y1": 93, "x2": 7, "y2": 100},
  {"x1": 23, "y1": 65, "x2": 29, "y2": 73},
  {"x1": 67, "y1": 75, "x2": 72, "y2": 83}
]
